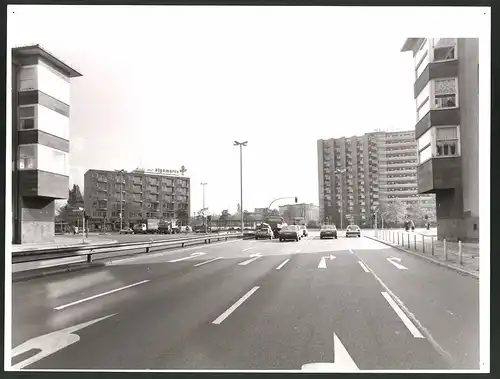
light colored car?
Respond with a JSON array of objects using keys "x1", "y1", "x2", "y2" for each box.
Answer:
[
  {"x1": 279, "y1": 225, "x2": 301, "y2": 242},
  {"x1": 346, "y1": 224, "x2": 361, "y2": 238},
  {"x1": 119, "y1": 228, "x2": 133, "y2": 235},
  {"x1": 299, "y1": 225, "x2": 308, "y2": 237},
  {"x1": 255, "y1": 226, "x2": 274, "y2": 240},
  {"x1": 320, "y1": 224, "x2": 338, "y2": 239}
]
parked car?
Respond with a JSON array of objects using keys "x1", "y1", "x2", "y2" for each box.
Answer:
[
  {"x1": 320, "y1": 224, "x2": 338, "y2": 239},
  {"x1": 346, "y1": 224, "x2": 361, "y2": 238},
  {"x1": 299, "y1": 225, "x2": 308, "y2": 237},
  {"x1": 279, "y1": 225, "x2": 301, "y2": 242},
  {"x1": 119, "y1": 228, "x2": 133, "y2": 235},
  {"x1": 255, "y1": 225, "x2": 274, "y2": 240}
]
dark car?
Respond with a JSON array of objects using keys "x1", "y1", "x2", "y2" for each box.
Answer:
[
  {"x1": 299, "y1": 225, "x2": 308, "y2": 237},
  {"x1": 320, "y1": 224, "x2": 337, "y2": 239},
  {"x1": 279, "y1": 225, "x2": 301, "y2": 242},
  {"x1": 346, "y1": 224, "x2": 361, "y2": 238}
]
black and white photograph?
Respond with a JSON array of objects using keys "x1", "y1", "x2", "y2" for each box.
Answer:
[{"x1": 5, "y1": 4, "x2": 490, "y2": 373}]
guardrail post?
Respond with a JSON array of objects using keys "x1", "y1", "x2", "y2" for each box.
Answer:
[
  {"x1": 87, "y1": 251, "x2": 93, "y2": 263},
  {"x1": 458, "y1": 240, "x2": 462, "y2": 265},
  {"x1": 422, "y1": 235, "x2": 425, "y2": 254},
  {"x1": 444, "y1": 239, "x2": 448, "y2": 260}
]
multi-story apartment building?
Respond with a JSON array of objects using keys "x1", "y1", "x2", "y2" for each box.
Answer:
[
  {"x1": 278, "y1": 203, "x2": 320, "y2": 225},
  {"x1": 401, "y1": 38, "x2": 479, "y2": 242},
  {"x1": 84, "y1": 168, "x2": 190, "y2": 231},
  {"x1": 317, "y1": 131, "x2": 435, "y2": 228},
  {"x1": 11, "y1": 44, "x2": 82, "y2": 243}
]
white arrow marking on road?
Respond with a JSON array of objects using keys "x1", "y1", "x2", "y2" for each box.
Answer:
[
  {"x1": 168, "y1": 252, "x2": 206, "y2": 263},
  {"x1": 194, "y1": 257, "x2": 223, "y2": 267},
  {"x1": 54, "y1": 280, "x2": 150, "y2": 310},
  {"x1": 276, "y1": 258, "x2": 291, "y2": 270},
  {"x1": 318, "y1": 255, "x2": 336, "y2": 269},
  {"x1": 242, "y1": 247, "x2": 253, "y2": 252},
  {"x1": 11, "y1": 314, "x2": 116, "y2": 370},
  {"x1": 301, "y1": 333, "x2": 359, "y2": 372},
  {"x1": 238, "y1": 253, "x2": 262, "y2": 266},
  {"x1": 386, "y1": 257, "x2": 408, "y2": 270}
]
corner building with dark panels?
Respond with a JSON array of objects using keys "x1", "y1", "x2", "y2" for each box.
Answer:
[
  {"x1": 11, "y1": 45, "x2": 82, "y2": 244},
  {"x1": 401, "y1": 38, "x2": 479, "y2": 242}
]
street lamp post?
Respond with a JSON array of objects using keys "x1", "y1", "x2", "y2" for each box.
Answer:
[
  {"x1": 201, "y1": 182, "x2": 208, "y2": 233},
  {"x1": 335, "y1": 168, "x2": 347, "y2": 230},
  {"x1": 234, "y1": 141, "x2": 248, "y2": 233}
]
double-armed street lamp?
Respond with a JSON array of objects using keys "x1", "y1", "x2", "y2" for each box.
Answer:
[{"x1": 234, "y1": 141, "x2": 248, "y2": 232}]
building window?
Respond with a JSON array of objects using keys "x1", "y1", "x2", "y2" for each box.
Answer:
[
  {"x1": 436, "y1": 126, "x2": 460, "y2": 157},
  {"x1": 19, "y1": 66, "x2": 37, "y2": 91},
  {"x1": 19, "y1": 105, "x2": 36, "y2": 130},
  {"x1": 37, "y1": 104, "x2": 70, "y2": 140},
  {"x1": 433, "y1": 78, "x2": 458, "y2": 109},
  {"x1": 18, "y1": 145, "x2": 37, "y2": 169},
  {"x1": 432, "y1": 38, "x2": 457, "y2": 62},
  {"x1": 37, "y1": 144, "x2": 68, "y2": 176}
]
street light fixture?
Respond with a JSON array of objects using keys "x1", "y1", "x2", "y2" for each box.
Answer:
[
  {"x1": 234, "y1": 141, "x2": 248, "y2": 233},
  {"x1": 201, "y1": 182, "x2": 208, "y2": 233},
  {"x1": 335, "y1": 168, "x2": 347, "y2": 230}
]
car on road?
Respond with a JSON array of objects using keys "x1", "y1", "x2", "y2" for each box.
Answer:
[
  {"x1": 346, "y1": 224, "x2": 361, "y2": 238},
  {"x1": 279, "y1": 225, "x2": 302, "y2": 242},
  {"x1": 320, "y1": 224, "x2": 337, "y2": 239},
  {"x1": 255, "y1": 225, "x2": 274, "y2": 240},
  {"x1": 119, "y1": 228, "x2": 133, "y2": 235},
  {"x1": 299, "y1": 225, "x2": 308, "y2": 237}
]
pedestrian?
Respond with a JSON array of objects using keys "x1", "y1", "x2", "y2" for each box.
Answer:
[
  {"x1": 404, "y1": 220, "x2": 409, "y2": 232},
  {"x1": 411, "y1": 220, "x2": 415, "y2": 232}
]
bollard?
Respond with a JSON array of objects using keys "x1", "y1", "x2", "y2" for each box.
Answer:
[
  {"x1": 397, "y1": 232, "x2": 400, "y2": 246},
  {"x1": 407, "y1": 233, "x2": 410, "y2": 249},
  {"x1": 422, "y1": 235, "x2": 425, "y2": 254},
  {"x1": 414, "y1": 234, "x2": 417, "y2": 250},
  {"x1": 458, "y1": 240, "x2": 462, "y2": 265},
  {"x1": 431, "y1": 237, "x2": 434, "y2": 255},
  {"x1": 444, "y1": 239, "x2": 447, "y2": 260}
]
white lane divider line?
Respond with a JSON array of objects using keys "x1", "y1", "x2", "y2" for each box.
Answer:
[
  {"x1": 242, "y1": 247, "x2": 254, "y2": 252},
  {"x1": 358, "y1": 261, "x2": 370, "y2": 273},
  {"x1": 54, "y1": 280, "x2": 150, "y2": 310},
  {"x1": 295, "y1": 248, "x2": 302, "y2": 253},
  {"x1": 348, "y1": 248, "x2": 354, "y2": 254},
  {"x1": 238, "y1": 253, "x2": 262, "y2": 266},
  {"x1": 212, "y1": 286, "x2": 260, "y2": 325},
  {"x1": 381, "y1": 292, "x2": 424, "y2": 338},
  {"x1": 194, "y1": 257, "x2": 223, "y2": 267},
  {"x1": 276, "y1": 259, "x2": 291, "y2": 270}
]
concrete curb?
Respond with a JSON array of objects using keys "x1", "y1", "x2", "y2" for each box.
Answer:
[
  {"x1": 12, "y1": 262, "x2": 106, "y2": 283},
  {"x1": 366, "y1": 236, "x2": 479, "y2": 279}
]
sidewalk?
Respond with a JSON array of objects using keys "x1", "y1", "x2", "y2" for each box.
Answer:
[{"x1": 373, "y1": 230, "x2": 479, "y2": 277}]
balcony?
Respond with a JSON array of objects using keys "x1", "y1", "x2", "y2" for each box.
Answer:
[
  {"x1": 416, "y1": 156, "x2": 461, "y2": 193},
  {"x1": 97, "y1": 176, "x2": 107, "y2": 183}
]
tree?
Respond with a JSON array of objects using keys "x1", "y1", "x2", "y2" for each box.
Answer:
[
  {"x1": 220, "y1": 209, "x2": 230, "y2": 227},
  {"x1": 379, "y1": 198, "x2": 407, "y2": 228},
  {"x1": 68, "y1": 184, "x2": 84, "y2": 207},
  {"x1": 307, "y1": 220, "x2": 318, "y2": 229},
  {"x1": 175, "y1": 209, "x2": 189, "y2": 226},
  {"x1": 236, "y1": 203, "x2": 241, "y2": 215}
]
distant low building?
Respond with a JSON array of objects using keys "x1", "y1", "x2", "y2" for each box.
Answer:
[{"x1": 278, "y1": 203, "x2": 320, "y2": 225}]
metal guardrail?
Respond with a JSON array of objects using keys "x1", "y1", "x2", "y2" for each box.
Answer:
[{"x1": 12, "y1": 233, "x2": 243, "y2": 264}]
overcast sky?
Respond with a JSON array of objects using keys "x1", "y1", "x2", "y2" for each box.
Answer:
[{"x1": 7, "y1": 5, "x2": 489, "y2": 215}]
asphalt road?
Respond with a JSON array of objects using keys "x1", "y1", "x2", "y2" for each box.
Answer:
[{"x1": 11, "y1": 231, "x2": 480, "y2": 371}]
